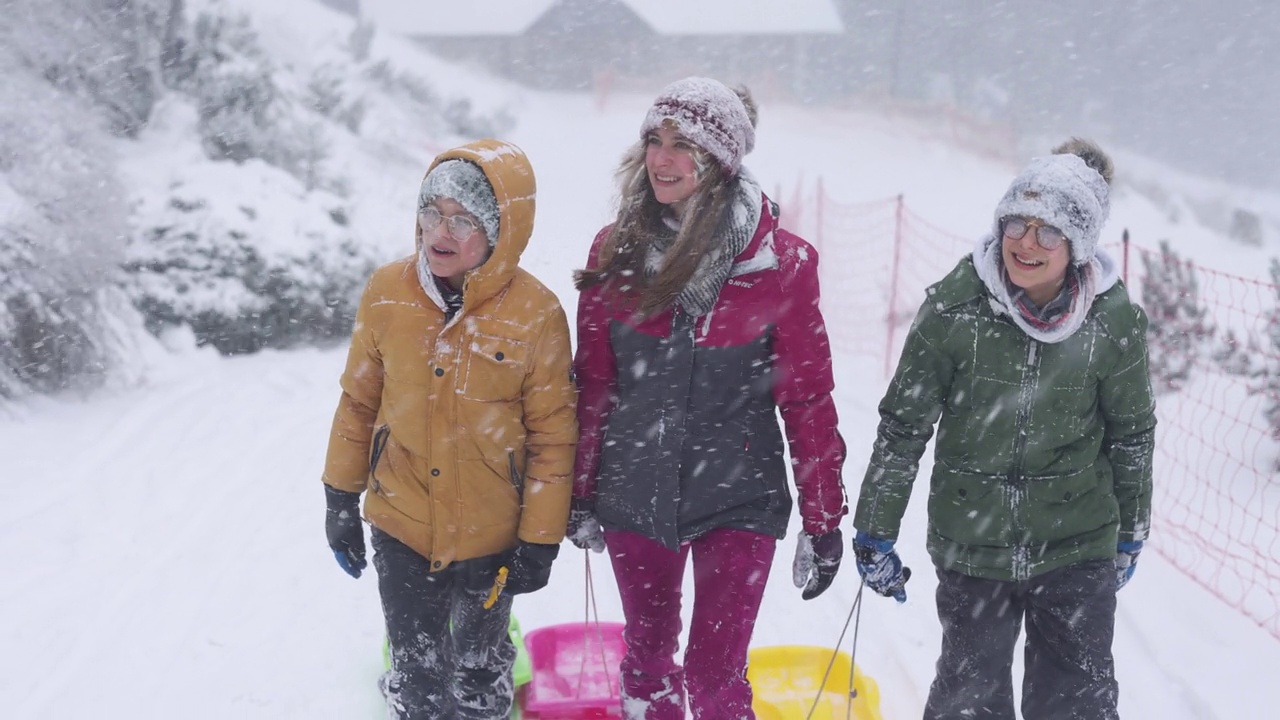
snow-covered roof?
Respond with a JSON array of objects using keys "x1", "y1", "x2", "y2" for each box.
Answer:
[
  {"x1": 360, "y1": 0, "x2": 844, "y2": 37},
  {"x1": 624, "y1": 0, "x2": 844, "y2": 35},
  {"x1": 359, "y1": 0, "x2": 558, "y2": 37}
]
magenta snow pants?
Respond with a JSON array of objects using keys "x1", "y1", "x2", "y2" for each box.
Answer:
[{"x1": 605, "y1": 528, "x2": 776, "y2": 720}]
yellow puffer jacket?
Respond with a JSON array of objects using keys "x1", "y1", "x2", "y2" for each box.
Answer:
[{"x1": 322, "y1": 140, "x2": 578, "y2": 570}]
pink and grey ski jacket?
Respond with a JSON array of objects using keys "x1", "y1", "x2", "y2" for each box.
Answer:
[{"x1": 573, "y1": 194, "x2": 848, "y2": 549}]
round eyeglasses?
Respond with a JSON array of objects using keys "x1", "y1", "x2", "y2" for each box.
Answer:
[
  {"x1": 1000, "y1": 216, "x2": 1067, "y2": 252},
  {"x1": 419, "y1": 206, "x2": 480, "y2": 241}
]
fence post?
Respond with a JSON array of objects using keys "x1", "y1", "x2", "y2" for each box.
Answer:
[
  {"x1": 1122, "y1": 228, "x2": 1130, "y2": 286},
  {"x1": 885, "y1": 194, "x2": 905, "y2": 378}
]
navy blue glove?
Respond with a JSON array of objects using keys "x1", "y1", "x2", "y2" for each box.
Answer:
[
  {"x1": 792, "y1": 529, "x2": 844, "y2": 600},
  {"x1": 566, "y1": 497, "x2": 606, "y2": 553},
  {"x1": 503, "y1": 541, "x2": 560, "y2": 595},
  {"x1": 325, "y1": 485, "x2": 366, "y2": 579},
  {"x1": 1116, "y1": 540, "x2": 1143, "y2": 590},
  {"x1": 853, "y1": 530, "x2": 911, "y2": 602}
]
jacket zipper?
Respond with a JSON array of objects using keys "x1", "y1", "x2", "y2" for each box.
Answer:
[
  {"x1": 670, "y1": 308, "x2": 699, "y2": 542},
  {"x1": 1008, "y1": 340, "x2": 1040, "y2": 580},
  {"x1": 369, "y1": 424, "x2": 391, "y2": 494}
]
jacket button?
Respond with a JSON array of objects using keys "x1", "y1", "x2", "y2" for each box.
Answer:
[
  {"x1": 1063, "y1": 491, "x2": 1073, "y2": 501},
  {"x1": 495, "y1": 351, "x2": 505, "y2": 361},
  {"x1": 432, "y1": 561, "x2": 442, "y2": 569},
  {"x1": 434, "y1": 367, "x2": 444, "y2": 377},
  {"x1": 431, "y1": 468, "x2": 440, "y2": 476},
  {"x1": 958, "y1": 488, "x2": 968, "y2": 499}
]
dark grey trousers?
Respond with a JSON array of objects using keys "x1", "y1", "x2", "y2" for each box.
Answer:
[
  {"x1": 924, "y1": 559, "x2": 1119, "y2": 720},
  {"x1": 373, "y1": 529, "x2": 516, "y2": 720}
]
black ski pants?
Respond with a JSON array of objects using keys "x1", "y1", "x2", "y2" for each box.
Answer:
[
  {"x1": 924, "y1": 559, "x2": 1119, "y2": 720},
  {"x1": 373, "y1": 528, "x2": 517, "y2": 720}
]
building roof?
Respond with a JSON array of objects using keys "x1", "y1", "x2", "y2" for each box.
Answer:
[
  {"x1": 359, "y1": 0, "x2": 557, "y2": 37},
  {"x1": 625, "y1": 0, "x2": 843, "y2": 35},
  {"x1": 360, "y1": 0, "x2": 844, "y2": 37}
]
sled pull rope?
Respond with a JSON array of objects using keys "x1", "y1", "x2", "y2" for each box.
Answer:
[
  {"x1": 804, "y1": 579, "x2": 866, "y2": 720},
  {"x1": 483, "y1": 566, "x2": 509, "y2": 610},
  {"x1": 579, "y1": 550, "x2": 615, "y2": 697}
]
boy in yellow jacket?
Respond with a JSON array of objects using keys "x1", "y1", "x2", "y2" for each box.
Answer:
[{"x1": 321, "y1": 139, "x2": 578, "y2": 719}]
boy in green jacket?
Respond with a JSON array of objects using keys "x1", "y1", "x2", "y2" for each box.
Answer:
[{"x1": 853, "y1": 139, "x2": 1155, "y2": 720}]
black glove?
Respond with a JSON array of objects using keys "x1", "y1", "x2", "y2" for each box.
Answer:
[
  {"x1": 792, "y1": 529, "x2": 843, "y2": 600},
  {"x1": 325, "y1": 485, "x2": 366, "y2": 579},
  {"x1": 502, "y1": 541, "x2": 560, "y2": 595},
  {"x1": 565, "y1": 497, "x2": 606, "y2": 553}
]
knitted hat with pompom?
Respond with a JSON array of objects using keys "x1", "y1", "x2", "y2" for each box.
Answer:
[
  {"x1": 640, "y1": 77, "x2": 758, "y2": 176},
  {"x1": 994, "y1": 138, "x2": 1114, "y2": 266}
]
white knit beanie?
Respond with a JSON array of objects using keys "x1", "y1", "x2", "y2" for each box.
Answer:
[
  {"x1": 418, "y1": 160, "x2": 500, "y2": 247},
  {"x1": 640, "y1": 77, "x2": 757, "y2": 176}
]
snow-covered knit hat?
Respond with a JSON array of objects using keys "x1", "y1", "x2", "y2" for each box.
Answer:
[
  {"x1": 993, "y1": 138, "x2": 1114, "y2": 266},
  {"x1": 418, "y1": 159, "x2": 500, "y2": 247},
  {"x1": 640, "y1": 77, "x2": 757, "y2": 176}
]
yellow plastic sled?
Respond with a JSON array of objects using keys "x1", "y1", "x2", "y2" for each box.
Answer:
[{"x1": 747, "y1": 646, "x2": 883, "y2": 720}]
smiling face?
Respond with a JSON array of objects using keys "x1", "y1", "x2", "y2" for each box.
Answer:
[
  {"x1": 420, "y1": 197, "x2": 490, "y2": 289},
  {"x1": 644, "y1": 124, "x2": 702, "y2": 214},
  {"x1": 1002, "y1": 216, "x2": 1071, "y2": 306}
]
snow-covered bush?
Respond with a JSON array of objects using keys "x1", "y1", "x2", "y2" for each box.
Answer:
[
  {"x1": 181, "y1": 7, "x2": 355, "y2": 195},
  {"x1": 122, "y1": 159, "x2": 376, "y2": 355},
  {"x1": 306, "y1": 64, "x2": 366, "y2": 134},
  {"x1": 186, "y1": 10, "x2": 284, "y2": 164},
  {"x1": 363, "y1": 59, "x2": 514, "y2": 139},
  {"x1": 1141, "y1": 240, "x2": 1213, "y2": 393},
  {"x1": 1229, "y1": 208, "x2": 1264, "y2": 247},
  {"x1": 0, "y1": 61, "x2": 133, "y2": 399},
  {"x1": 1, "y1": 0, "x2": 187, "y2": 138}
]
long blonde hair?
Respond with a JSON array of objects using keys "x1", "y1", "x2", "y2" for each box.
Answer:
[{"x1": 574, "y1": 141, "x2": 737, "y2": 318}]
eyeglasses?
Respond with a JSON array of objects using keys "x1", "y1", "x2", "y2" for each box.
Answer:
[
  {"x1": 1001, "y1": 216, "x2": 1067, "y2": 252},
  {"x1": 419, "y1": 206, "x2": 479, "y2": 241}
]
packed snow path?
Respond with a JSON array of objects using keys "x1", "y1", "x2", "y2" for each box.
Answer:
[{"x1": 2, "y1": 342, "x2": 1272, "y2": 718}]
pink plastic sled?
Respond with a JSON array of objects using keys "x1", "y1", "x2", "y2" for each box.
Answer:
[{"x1": 521, "y1": 622, "x2": 626, "y2": 719}]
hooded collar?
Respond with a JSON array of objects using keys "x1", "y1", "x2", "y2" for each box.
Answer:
[{"x1": 415, "y1": 140, "x2": 536, "y2": 317}]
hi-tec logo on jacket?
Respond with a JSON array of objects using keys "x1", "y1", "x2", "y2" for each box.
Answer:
[{"x1": 727, "y1": 279, "x2": 756, "y2": 289}]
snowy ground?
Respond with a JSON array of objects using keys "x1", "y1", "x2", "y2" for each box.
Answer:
[{"x1": 4, "y1": 3, "x2": 1280, "y2": 718}]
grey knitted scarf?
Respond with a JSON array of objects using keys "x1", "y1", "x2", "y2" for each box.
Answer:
[{"x1": 644, "y1": 172, "x2": 762, "y2": 317}]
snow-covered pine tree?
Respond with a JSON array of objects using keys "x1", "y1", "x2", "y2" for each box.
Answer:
[
  {"x1": 1257, "y1": 259, "x2": 1280, "y2": 444},
  {"x1": 1140, "y1": 240, "x2": 1213, "y2": 393}
]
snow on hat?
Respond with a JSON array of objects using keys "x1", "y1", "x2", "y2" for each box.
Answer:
[
  {"x1": 640, "y1": 77, "x2": 757, "y2": 175},
  {"x1": 994, "y1": 138, "x2": 1114, "y2": 266},
  {"x1": 418, "y1": 159, "x2": 500, "y2": 247}
]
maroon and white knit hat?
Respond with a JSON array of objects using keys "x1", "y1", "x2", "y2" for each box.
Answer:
[{"x1": 640, "y1": 77, "x2": 756, "y2": 175}]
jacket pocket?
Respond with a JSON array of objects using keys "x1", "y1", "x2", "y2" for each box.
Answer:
[
  {"x1": 369, "y1": 424, "x2": 390, "y2": 494},
  {"x1": 461, "y1": 333, "x2": 530, "y2": 402},
  {"x1": 507, "y1": 451, "x2": 524, "y2": 502},
  {"x1": 928, "y1": 473, "x2": 1011, "y2": 546},
  {"x1": 1024, "y1": 467, "x2": 1116, "y2": 543}
]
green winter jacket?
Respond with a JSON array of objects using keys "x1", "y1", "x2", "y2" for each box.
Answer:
[{"x1": 854, "y1": 253, "x2": 1155, "y2": 581}]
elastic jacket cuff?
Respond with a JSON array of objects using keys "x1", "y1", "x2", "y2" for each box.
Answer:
[{"x1": 324, "y1": 484, "x2": 361, "y2": 509}]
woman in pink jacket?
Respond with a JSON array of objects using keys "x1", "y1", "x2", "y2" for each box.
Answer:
[{"x1": 567, "y1": 77, "x2": 849, "y2": 719}]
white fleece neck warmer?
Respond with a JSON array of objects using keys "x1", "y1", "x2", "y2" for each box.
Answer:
[{"x1": 972, "y1": 234, "x2": 1119, "y2": 344}]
